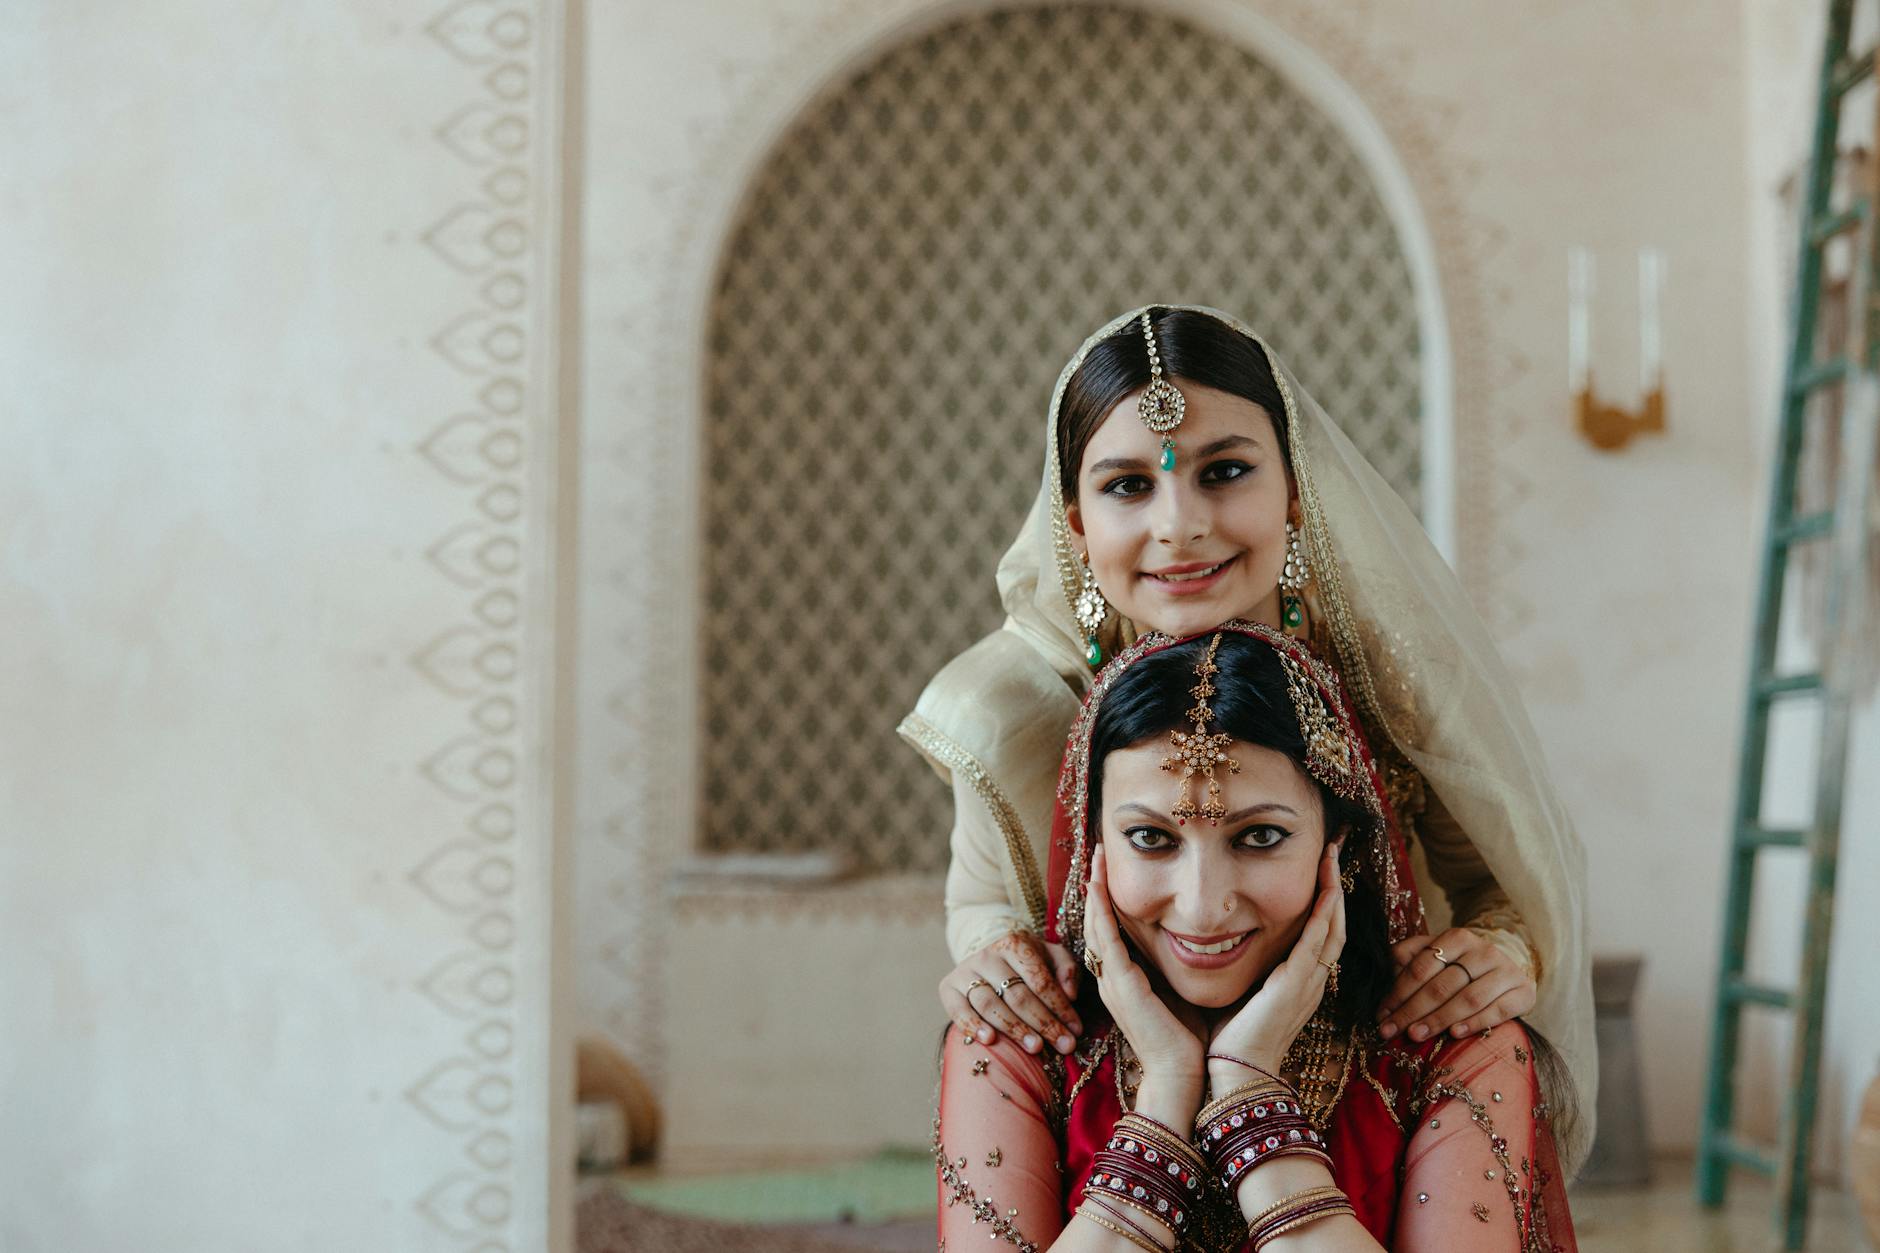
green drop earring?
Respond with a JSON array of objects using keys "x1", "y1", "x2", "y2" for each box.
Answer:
[
  {"x1": 1135, "y1": 311, "x2": 1184, "y2": 472},
  {"x1": 1074, "y1": 554, "x2": 1109, "y2": 669},
  {"x1": 1280, "y1": 520, "x2": 1311, "y2": 633}
]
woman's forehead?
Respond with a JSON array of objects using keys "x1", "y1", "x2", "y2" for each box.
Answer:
[
  {"x1": 1099, "y1": 737, "x2": 1319, "y2": 810},
  {"x1": 1086, "y1": 380, "x2": 1275, "y2": 453}
]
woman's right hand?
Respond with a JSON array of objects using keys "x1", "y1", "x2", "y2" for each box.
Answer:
[
  {"x1": 939, "y1": 929, "x2": 1083, "y2": 1056},
  {"x1": 1083, "y1": 843, "x2": 1207, "y2": 1085}
]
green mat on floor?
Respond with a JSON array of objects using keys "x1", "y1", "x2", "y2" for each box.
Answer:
[{"x1": 614, "y1": 1149, "x2": 937, "y2": 1224}]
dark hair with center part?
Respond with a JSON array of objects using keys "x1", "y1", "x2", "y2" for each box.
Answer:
[
  {"x1": 1083, "y1": 633, "x2": 1390, "y2": 1028},
  {"x1": 1058, "y1": 308, "x2": 1291, "y2": 500}
]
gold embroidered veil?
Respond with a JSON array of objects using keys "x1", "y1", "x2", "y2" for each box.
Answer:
[{"x1": 899, "y1": 305, "x2": 1595, "y2": 1170}]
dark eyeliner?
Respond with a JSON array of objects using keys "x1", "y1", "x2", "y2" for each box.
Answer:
[
  {"x1": 1234, "y1": 823, "x2": 1292, "y2": 850},
  {"x1": 1102, "y1": 474, "x2": 1152, "y2": 498},
  {"x1": 1124, "y1": 824, "x2": 1176, "y2": 851}
]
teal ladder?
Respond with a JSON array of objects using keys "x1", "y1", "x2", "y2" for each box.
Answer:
[{"x1": 1696, "y1": 1, "x2": 1880, "y2": 1247}]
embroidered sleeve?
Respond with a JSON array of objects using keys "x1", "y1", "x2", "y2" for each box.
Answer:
[
  {"x1": 944, "y1": 770, "x2": 1037, "y2": 961},
  {"x1": 935, "y1": 1027, "x2": 1067, "y2": 1252},
  {"x1": 1417, "y1": 790, "x2": 1540, "y2": 983},
  {"x1": 1396, "y1": 1025, "x2": 1563, "y2": 1253}
]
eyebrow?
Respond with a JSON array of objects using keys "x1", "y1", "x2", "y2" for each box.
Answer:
[
  {"x1": 1086, "y1": 433, "x2": 1264, "y2": 479},
  {"x1": 1115, "y1": 800, "x2": 1299, "y2": 824}
]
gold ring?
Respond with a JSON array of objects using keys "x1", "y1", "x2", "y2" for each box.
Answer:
[
  {"x1": 1316, "y1": 957, "x2": 1338, "y2": 973},
  {"x1": 962, "y1": 978, "x2": 989, "y2": 996},
  {"x1": 996, "y1": 977, "x2": 1023, "y2": 996},
  {"x1": 1429, "y1": 946, "x2": 1450, "y2": 966},
  {"x1": 1083, "y1": 946, "x2": 1103, "y2": 978}
]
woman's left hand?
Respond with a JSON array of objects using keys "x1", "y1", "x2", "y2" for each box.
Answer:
[
  {"x1": 1206, "y1": 843, "x2": 1347, "y2": 1084},
  {"x1": 1376, "y1": 928, "x2": 1536, "y2": 1042}
]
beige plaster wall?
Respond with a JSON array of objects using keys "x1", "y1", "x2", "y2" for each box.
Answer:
[
  {"x1": 659, "y1": 880, "x2": 952, "y2": 1163},
  {"x1": 1741, "y1": 0, "x2": 1880, "y2": 1178},
  {"x1": 581, "y1": 0, "x2": 1876, "y2": 1178},
  {"x1": 1, "y1": 2, "x2": 573, "y2": 1249}
]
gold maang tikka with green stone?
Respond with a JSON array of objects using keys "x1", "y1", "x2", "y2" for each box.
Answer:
[
  {"x1": 1071, "y1": 312, "x2": 1191, "y2": 671},
  {"x1": 1136, "y1": 311, "x2": 1185, "y2": 471}
]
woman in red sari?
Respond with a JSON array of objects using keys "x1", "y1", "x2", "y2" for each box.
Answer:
[{"x1": 934, "y1": 623, "x2": 1576, "y2": 1252}]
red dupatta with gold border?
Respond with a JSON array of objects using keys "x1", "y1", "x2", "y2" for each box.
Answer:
[{"x1": 1035, "y1": 624, "x2": 1577, "y2": 1252}]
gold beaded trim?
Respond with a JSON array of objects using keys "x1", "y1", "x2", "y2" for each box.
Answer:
[
  {"x1": 900, "y1": 712, "x2": 1047, "y2": 932},
  {"x1": 1408, "y1": 1049, "x2": 1563, "y2": 1253},
  {"x1": 932, "y1": 1109, "x2": 1039, "y2": 1252}
]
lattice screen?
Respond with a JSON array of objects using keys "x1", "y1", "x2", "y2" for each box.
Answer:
[{"x1": 701, "y1": 5, "x2": 1422, "y2": 873}]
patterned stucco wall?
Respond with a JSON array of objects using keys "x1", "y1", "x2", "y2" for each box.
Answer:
[{"x1": 697, "y1": 5, "x2": 1423, "y2": 872}]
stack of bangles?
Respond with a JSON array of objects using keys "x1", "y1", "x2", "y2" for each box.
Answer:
[
  {"x1": 1075, "y1": 1111, "x2": 1206, "y2": 1253},
  {"x1": 1193, "y1": 1054, "x2": 1356, "y2": 1250}
]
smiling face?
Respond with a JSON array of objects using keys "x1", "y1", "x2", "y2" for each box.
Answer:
[
  {"x1": 1066, "y1": 381, "x2": 1294, "y2": 639},
  {"x1": 1097, "y1": 735, "x2": 1329, "y2": 1009}
]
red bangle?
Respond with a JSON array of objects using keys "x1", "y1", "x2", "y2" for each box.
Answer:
[{"x1": 1197, "y1": 1087, "x2": 1331, "y2": 1187}]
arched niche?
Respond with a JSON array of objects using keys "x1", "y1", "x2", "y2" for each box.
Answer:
[{"x1": 686, "y1": 2, "x2": 1451, "y2": 873}]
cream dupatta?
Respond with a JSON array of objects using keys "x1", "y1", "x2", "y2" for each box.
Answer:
[{"x1": 900, "y1": 305, "x2": 1595, "y2": 1169}]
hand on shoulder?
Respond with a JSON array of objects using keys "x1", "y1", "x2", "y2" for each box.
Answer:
[
  {"x1": 1376, "y1": 926, "x2": 1537, "y2": 1044},
  {"x1": 938, "y1": 929, "x2": 1083, "y2": 1056}
]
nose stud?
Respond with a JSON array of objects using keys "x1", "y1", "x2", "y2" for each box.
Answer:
[{"x1": 1223, "y1": 896, "x2": 1234, "y2": 914}]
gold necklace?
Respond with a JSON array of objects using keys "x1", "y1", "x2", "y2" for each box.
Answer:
[
  {"x1": 1064, "y1": 1029, "x2": 1116, "y2": 1110},
  {"x1": 1282, "y1": 1010, "x2": 1358, "y2": 1128},
  {"x1": 1112, "y1": 1032, "x2": 1143, "y2": 1109}
]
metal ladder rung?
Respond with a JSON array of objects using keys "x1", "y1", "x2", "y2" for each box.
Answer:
[
  {"x1": 1774, "y1": 511, "x2": 1836, "y2": 545},
  {"x1": 1809, "y1": 205, "x2": 1866, "y2": 244},
  {"x1": 1706, "y1": 1133, "x2": 1779, "y2": 1176},
  {"x1": 1755, "y1": 671, "x2": 1825, "y2": 700},
  {"x1": 1701, "y1": 7, "x2": 1875, "y2": 1245},
  {"x1": 1790, "y1": 358, "x2": 1852, "y2": 395},
  {"x1": 1738, "y1": 823, "x2": 1807, "y2": 849},
  {"x1": 1830, "y1": 47, "x2": 1878, "y2": 96},
  {"x1": 1725, "y1": 977, "x2": 1796, "y2": 1010}
]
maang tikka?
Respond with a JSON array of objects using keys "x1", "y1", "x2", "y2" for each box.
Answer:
[
  {"x1": 1136, "y1": 312, "x2": 1185, "y2": 471},
  {"x1": 1162, "y1": 633, "x2": 1240, "y2": 824}
]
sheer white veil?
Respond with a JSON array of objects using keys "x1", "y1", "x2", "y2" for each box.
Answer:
[{"x1": 902, "y1": 305, "x2": 1594, "y2": 1169}]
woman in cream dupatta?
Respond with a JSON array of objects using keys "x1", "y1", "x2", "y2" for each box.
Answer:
[{"x1": 900, "y1": 305, "x2": 1595, "y2": 1168}]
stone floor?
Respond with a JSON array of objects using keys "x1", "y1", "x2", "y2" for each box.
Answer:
[
  {"x1": 1572, "y1": 1157, "x2": 1865, "y2": 1253},
  {"x1": 590, "y1": 1154, "x2": 1870, "y2": 1252}
]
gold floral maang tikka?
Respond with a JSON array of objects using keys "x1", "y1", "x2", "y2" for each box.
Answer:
[
  {"x1": 1136, "y1": 312, "x2": 1185, "y2": 471},
  {"x1": 1162, "y1": 632, "x2": 1239, "y2": 824}
]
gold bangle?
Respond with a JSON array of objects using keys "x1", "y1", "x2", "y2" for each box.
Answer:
[
  {"x1": 1093, "y1": 1187, "x2": 1180, "y2": 1232},
  {"x1": 1195, "y1": 1078, "x2": 1294, "y2": 1129},
  {"x1": 1257, "y1": 1200, "x2": 1356, "y2": 1248},
  {"x1": 1246, "y1": 1184, "x2": 1346, "y2": 1230},
  {"x1": 1077, "y1": 1200, "x2": 1172, "y2": 1253}
]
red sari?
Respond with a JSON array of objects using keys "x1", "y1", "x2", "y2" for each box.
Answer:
[
  {"x1": 934, "y1": 626, "x2": 1577, "y2": 1252},
  {"x1": 937, "y1": 1010, "x2": 1574, "y2": 1252}
]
